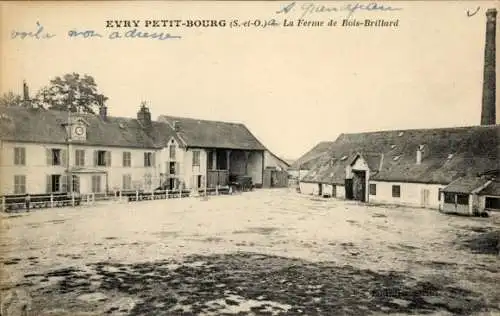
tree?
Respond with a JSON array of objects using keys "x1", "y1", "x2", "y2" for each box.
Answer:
[
  {"x1": 34, "y1": 73, "x2": 108, "y2": 114},
  {"x1": 0, "y1": 91, "x2": 23, "y2": 107}
]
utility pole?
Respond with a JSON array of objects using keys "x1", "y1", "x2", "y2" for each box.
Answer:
[{"x1": 66, "y1": 90, "x2": 74, "y2": 194}]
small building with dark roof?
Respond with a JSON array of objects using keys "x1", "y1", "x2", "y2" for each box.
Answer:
[{"x1": 440, "y1": 170, "x2": 500, "y2": 215}]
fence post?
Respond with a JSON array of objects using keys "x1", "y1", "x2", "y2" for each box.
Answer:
[
  {"x1": 136, "y1": 190, "x2": 139, "y2": 202},
  {"x1": 119, "y1": 190, "x2": 122, "y2": 202},
  {"x1": 50, "y1": 194, "x2": 54, "y2": 208},
  {"x1": 1, "y1": 196, "x2": 5, "y2": 212},
  {"x1": 165, "y1": 189, "x2": 168, "y2": 199},
  {"x1": 92, "y1": 193, "x2": 95, "y2": 203},
  {"x1": 216, "y1": 185, "x2": 219, "y2": 196},
  {"x1": 151, "y1": 190, "x2": 154, "y2": 200},
  {"x1": 71, "y1": 192, "x2": 75, "y2": 207}
]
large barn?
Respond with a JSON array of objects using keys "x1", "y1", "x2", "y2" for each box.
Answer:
[
  {"x1": 297, "y1": 8, "x2": 499, "y2": 215},
  {"x1": 298, "y1": 125, "x2": 499, "y2": 212}
]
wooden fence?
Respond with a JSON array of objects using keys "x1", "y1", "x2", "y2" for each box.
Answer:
[{"x1": 1, "y1": 185, "x2": 233, "y2": 213}]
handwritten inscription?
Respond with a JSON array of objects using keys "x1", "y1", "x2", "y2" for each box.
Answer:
[
  {"x1": 11, "y1": 22, "x2": 181, "y2": 41},
  {"x1": 11, "y1": 21, "x2": 55, "y2": 39},
  {"x1": 467, "y1": 6, "x2": 480, "y2": 17},
  {"x1": 277, "y1": 2, "x2": 403, "y2": 18},
  {"x1": 108, "y1": 28, "x2": 181, "y2": 40}
]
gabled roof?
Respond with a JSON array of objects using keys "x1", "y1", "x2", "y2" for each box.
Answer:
[
  {"x1": 441, "y1": 176, "x2": 491, "y2": 194},
  {"x1": 0, "y1": 107, "x2": 177, "y2": 149},
  {"x1": 266, "y1": 150, "x2": 291, "y2": 168},
  {"x1": 301, "y1": 125, "x2": 500, "y2": 185},
  {"x1": 157, "y1": 115, "x2": 266, "y2": 151},
  {"x1": 290, "y1": 141, "x2": 336, "y2": 170}
]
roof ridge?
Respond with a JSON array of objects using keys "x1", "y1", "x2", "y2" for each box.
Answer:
[
  {"x1": 342, "y1": 124, "x2": 500, "y2": 136},
  {"x1": 159, "y1": 114, "x2": 244, "y2": 125}
]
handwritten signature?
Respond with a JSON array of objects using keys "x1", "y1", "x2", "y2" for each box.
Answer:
[
  {"x1": 276, "y1": 2, "x2": 403, "y2": 18},
  {"x1": 11, "y1": 22, "x2": 181, "y2": 41}
]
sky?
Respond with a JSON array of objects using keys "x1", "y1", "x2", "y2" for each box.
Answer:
[{"x1": 1, "y1": 1, "x2": 498, "y2": 160}]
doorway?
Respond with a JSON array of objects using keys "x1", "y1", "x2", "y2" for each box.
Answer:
[
  {"x1": 421, "y1": 189, "x2": 430, "y2": 207},
  {"x1": 352, "y1": 170, "x2": 366, "y2": 202}
]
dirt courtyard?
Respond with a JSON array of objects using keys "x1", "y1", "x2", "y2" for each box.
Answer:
[{"x1": 1, "y1": 188, "x2": 499, "y2": 315}]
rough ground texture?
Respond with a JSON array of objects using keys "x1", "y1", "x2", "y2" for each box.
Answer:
[{"x1": 1, "y1": 189, "x2": 499, "y2": 315}]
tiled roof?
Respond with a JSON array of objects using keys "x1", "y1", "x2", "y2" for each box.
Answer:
[
  {"x1": 441, "y1": 176, "x2": 490, "y2": 194},
  {"x1": 290, "y1": 141, "x2": 336, "y2": 170},
  {"x1": 0, "y1": 108, "x2": 268, "y2": 152},
  {"x1": 480, "y1": 180, "x2": 500, "y2": 196},
  {"x1": 301, "y1": 125, "x2": 500, "y2": 185},
  {"x1": 0, "y1": 107, "x2": 176, "y2": 148},
  {"x1": 158, "y1": 115, "x2": 266, "y2": 151}
]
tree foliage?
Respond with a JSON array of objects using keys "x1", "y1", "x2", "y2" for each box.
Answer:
[
  {"x1": 0, "y1": 91, "x2": 23, "y2": 108},
  {"x1": 34, "y1": 73, "x2": 108, "y2": 114}
]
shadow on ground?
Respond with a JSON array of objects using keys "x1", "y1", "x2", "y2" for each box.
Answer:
[
  {"x1": 10, "y1": 252, "x2": 498, "y2": 315},
  {"x1": 458, "y1": 228, "x2": 500, "y2": 255}
]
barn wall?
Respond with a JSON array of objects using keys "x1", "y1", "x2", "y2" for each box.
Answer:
[
  {"x1": 368, "y1": 181, "x2": 444, "y2": 209},
  {"x1": 299, "y1": 182, "x2": 318, "y2": 195}
]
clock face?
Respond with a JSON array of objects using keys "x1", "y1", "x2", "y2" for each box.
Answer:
[{"x1": 74, "y1": 126, "x2": 84, "y2": 136}]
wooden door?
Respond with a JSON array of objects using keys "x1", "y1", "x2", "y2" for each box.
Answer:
[{"x1": 421, "y1": 189, "x2": 430, "y2": 207}]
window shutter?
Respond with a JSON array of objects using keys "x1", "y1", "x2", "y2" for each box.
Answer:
[
  {"x1": 81, "y1": 150, "x2": 85, "y2": 166},
  {"x1": 122, "y1": 152, "x2": 126, "y2": 167},
  {"x1": 46, "y1": 148, "x2": 52, "y2": 165},
  {"x1": 61, "y1": 175, "x2": 68, "y2": 192},
  {"x1": 143, "y1": 153, "x2": 147, "y2": 167},
  {"x1": 106, "y1": 151, "x2": 112, "y2": 166},
  {"x1": 152, "y1": 153, "x2": 156, "y2": 167},
  {"x1": 46, "y1": 175, "x2": 52, "y2": 193},
  {"x1": 61, "y1": 149, "x2": 67, "y2": 167},
  {"x1": 93, "y1": 150, "x2": 98, "y2": 166}
]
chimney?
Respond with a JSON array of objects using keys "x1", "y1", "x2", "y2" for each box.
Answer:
[
  {"x1": 23, "y1": 80, "x2": 30, "y2": 102},
  {"x1": 173, "y1": 120, "x2": 181, "y2": 132},
  {"x1": 416, "y1": 145, "x2": 424, "y2": 165},
  {"x1": 137, "y1": 102, "x2": 152, "y2": 129},
  {"x1": 481, "y1": 8, "x2": 497, "y2": 125},
  {"x1": 97, "y1": 95, "x2": 107, "y2": 120},
  {"x1": 99, "y1": 106, "x2": 108, "y2": 120}
]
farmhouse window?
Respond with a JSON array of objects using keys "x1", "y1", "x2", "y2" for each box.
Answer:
[
  {"x1": 444, "y1": 192, "x2": 455, "y2": 204},
  {"x1": 169, "y1": 145, "x2": 176, "y2": 160},
  {"x1": 91, "y1": 175, "x2": 102, "y2": 193},
  {"x1": 14, "y1": 147, "x2": 26, "y2": 166},
  {"x1": 332, "y1": 185, "x2": 337, "y2": 197},
  {"x1": 46, "y1": 148, "x2": 66, "y2": 166},
  {"x1": 192, "y1": 151, "x2": 200, "y2": 166},
  {"x1": 169, "y1": 162, "x2": 177, "y2": 175},
  {"x1": 485, "y1": 197, "x2": 500, "y2": 210},
  {"x1": 456, "y1": 194, "x2": 469, "y2": 205},
  {"x1": 392, "y1": 185, "x2": 401, "y2": 198},
  {"x1": 75, "y1": 149, "x2": 85, "y2": 166},
  {"x1": 46, "y1": 174, "x2": 64, "y2": 193},
  {"x1": 122, "y1": 174, "x2": 132, "y2": 190},
  {"x1": 94, "y1": 150, "x2": 111, "y2": 167},
  {"x1": 14, "y1": 175, "x2": 26, "y2": 194},
  {"x1": 123, "y1": 152, "x2": 131, "y2": 167},
  {"x1": 144, "y1": 152, "x2": 155, "y2": 167},
  {"x1": 369, "y1": 183, "x2": 377, "y2": 195},
  {"x1": 72, "y1": 175, "x2": 80, "y2": 193}
]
